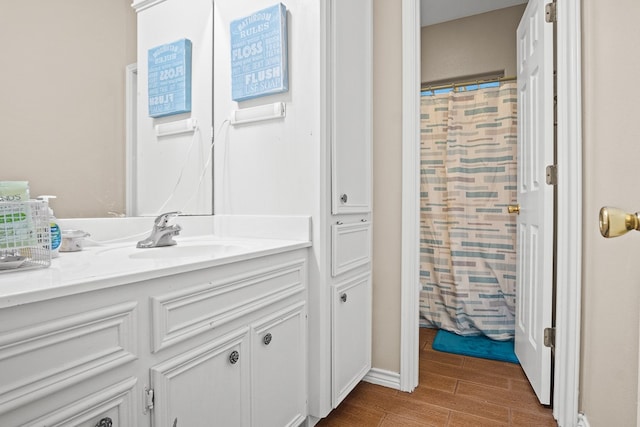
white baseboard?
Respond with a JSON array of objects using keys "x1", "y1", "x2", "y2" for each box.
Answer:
[
  {"x1": 303, "y1": 415, "x2": 320, "y2": 427},
  {"x1": 577, "y1": 413, "x2": 590, "y2": 427},
  {"x1": 363, "y1": 368, "x2": 401, "y2": 390}
]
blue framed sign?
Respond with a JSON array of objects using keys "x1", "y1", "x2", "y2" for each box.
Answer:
[
  {"x1": 148, "y1": 39, "x2": 192, "y2": 118},
  {"x1": 230, "y1": 3, "x2": 288, "y2": 102}
]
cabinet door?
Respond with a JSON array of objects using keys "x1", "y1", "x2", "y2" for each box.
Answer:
[
  {"x1": 150, "y1": 328, "x2": 250, "y2": 427},
  {"x1": 19, "y1": 377, "x2": 137, "y2": 427},
  {"x1": 251, "y1": 302, "x2": 307, "y2": 427},
  {"x1": 330, "y1": 0, "x2": 373, "y2": 214},
  {"x1": 331, "y1": 273, "x2": 372, "y2": 406}
]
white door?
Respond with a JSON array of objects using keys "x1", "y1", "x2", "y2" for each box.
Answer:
[{"x1": 514, "y1": 0, "x2": 555, "y2": 405}]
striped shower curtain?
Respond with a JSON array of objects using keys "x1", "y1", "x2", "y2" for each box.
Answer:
[{"x1": 419, "y1": 82, "x2": 518, "y2": 340}]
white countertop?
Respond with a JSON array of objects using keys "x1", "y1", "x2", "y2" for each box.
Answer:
[
  {"x1": 0, "y1": 215, "x2": 312, "y2": 308},
  {"x1": 0, "y1": 235, "x2": 310, "y2": 308}
]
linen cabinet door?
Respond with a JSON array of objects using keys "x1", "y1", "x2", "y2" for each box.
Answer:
[
  {"x1": 330, "y1": 0, "x2": 373, "y2": 215},
  {"x1": 251, "y1": 302, "x2": 307, "y2": 427},
  {"x1": 331, "y1": 273, "x2": 372, "y2": 406},
  {"x1": 150, "y1": 328, "x2": 250, "y2": 427}
]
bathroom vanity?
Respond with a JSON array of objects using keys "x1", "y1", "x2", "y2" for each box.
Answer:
[
  {"x1": 0, "y1": 0, "x2": 375, "y2": 423},
  {"x1": 0, "y1": 217, "x2": 311, "y2": 427}
]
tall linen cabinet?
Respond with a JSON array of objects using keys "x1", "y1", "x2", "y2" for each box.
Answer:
[
  {"x1": 321, "y1": 0, "x2": 373, "y2": 416},
  {"x1": 212, "y1": 0, "x2": 373, "y2": 421}
]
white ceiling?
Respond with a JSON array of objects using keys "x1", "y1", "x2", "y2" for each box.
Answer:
[{"x1": 420, "y1": 0, "x2": 528, "y2": 27}]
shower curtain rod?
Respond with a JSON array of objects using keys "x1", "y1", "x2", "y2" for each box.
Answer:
[{"x1": 421, "y1": 75, "x2": 517, "y2": 92}]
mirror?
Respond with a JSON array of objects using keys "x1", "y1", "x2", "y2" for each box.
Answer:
[{"x1": 0, "y1": 1, "x2": 136, "y2": 218}]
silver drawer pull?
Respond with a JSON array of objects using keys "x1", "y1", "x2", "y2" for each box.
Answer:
[
  {"x1": 229, "y1": 350, "x2": 240, "y2": 365},
  {"x1": 95, "y1": 418, "x2": 113, "y2": 427},
  {"x1": 263, "y1": 333, "x2": 273, "y2": 345},
  {"x1": 340, "y1": 293, "x2": 347, "y2": 303}
]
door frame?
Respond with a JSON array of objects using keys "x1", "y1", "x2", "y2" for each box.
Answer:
[
  {"x1": 399, "y1": 1, "x2": 583, "y2": 426},
  {"x1": 125, "y1": 63, "x2": 138, "y2": 217}
]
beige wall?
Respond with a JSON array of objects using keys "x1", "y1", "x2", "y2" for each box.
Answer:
[
  {"x1": 368, "y1": 4, "x2": 526, "y2": 373},
  {"x1": 581, "y1": 0, "x2": 640, "y2": 424},
  {"x1": 421, "y1": 5, "x2": 526, "y2": 84},
  {"x1": 372, "y1": 0, "x2": 403, "y2": 372},
  {"x1": 377, "y1": 4, "x2": 640, "y2": 424},
  {"x1": 0, "y1": 1, "x2": 136, "y2": 218}
]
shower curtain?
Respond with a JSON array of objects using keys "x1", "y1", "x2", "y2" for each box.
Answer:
[{"x1": 419, "y1": 82, "x2": 518, "y2": 340}]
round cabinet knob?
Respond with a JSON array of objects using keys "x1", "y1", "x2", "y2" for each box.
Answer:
[
  {"x1": 229, "y1": 350, "x2": 240, "y2": 365},
  {"x1": 95, "y1": 418, "x2": 113, "y2": 427},
  {"x1": 340, "y1": 293, "x2": 347, "y2": 303},
  {"x1": 263, "y1": 333, "x2": 273, "y2": 346},
  {"x1": 340, "y1": 194, "x2": 348, "y2": 203}
]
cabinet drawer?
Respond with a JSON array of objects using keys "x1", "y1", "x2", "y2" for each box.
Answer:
[
  {"x1": 0, "y1": 302, "x2": 137, "y2": 414},
  {"x1": 19, "y1": 377, "x2": 137, "y2": 427},
  {"x1": 331, "y1": 221, "x2": 371, "y2": 276},
  {"x1": 151, "y1": 259, "x2": 306, "y2": 352}
]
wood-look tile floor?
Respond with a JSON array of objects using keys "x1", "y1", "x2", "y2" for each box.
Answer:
[{"x1": 317, "y1": 328, "x2": 557, "y2": 426}]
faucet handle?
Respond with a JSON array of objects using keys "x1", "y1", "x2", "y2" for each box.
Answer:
[{"x1": 154, "y1": 211, "x2": 181, "y2": 227}]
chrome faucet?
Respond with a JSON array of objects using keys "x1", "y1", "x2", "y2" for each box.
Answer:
[{"x1": 136, "y1": 211, "x2": 182, "y2": 248}]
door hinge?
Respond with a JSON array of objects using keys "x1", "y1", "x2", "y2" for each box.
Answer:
[
  {"x1": 544, "y1": 327, "x2": 556, "y2": 349},
  {"x1": 546, "y1": 164, "x2": 558, "y2": 185},
  {"x1": 144, "y1": 387, "x2": 154, "y2": 414},
  {"x1": 545, "y1": 2, "x2": 557, "y2": 23}
]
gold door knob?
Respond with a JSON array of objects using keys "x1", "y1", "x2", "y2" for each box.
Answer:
[
  {"x1": 508, "y1": 204, "x2": 520, "y2": 215},
  {"x1": 599, "y1": 206, "x2": 640, "y2": 238}
]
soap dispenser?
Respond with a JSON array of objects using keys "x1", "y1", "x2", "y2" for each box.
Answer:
[{"x1": 37, "y1": 195, "x2": 61, "y2": 258}]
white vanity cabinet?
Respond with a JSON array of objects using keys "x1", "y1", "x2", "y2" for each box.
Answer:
[
  {"x1": 0, "y1": 295, "x2": 139, "y2": 427},
  {"x1": 150, "y1": 302, "x2": 307, "y2": 427},
  {"x1": 0, "y1": 248, "x2": 308, "y2": 427}
]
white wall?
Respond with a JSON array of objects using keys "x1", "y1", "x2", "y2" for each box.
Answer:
[
  {"x1": 211, "y1": 0, "x2": 407, "y2": 380},
  {"x1": 213, "y1": 1, "x2": 321, "y2": 217},
  {"x1": 212, "y1": 1, "x2": 328, "y2": 416},
  {"x1": 135, "y1": 0, "x2": 213, "y2": 216}
]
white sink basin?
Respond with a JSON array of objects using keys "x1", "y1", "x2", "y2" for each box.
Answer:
[{"x1": 129, "y1": 243, "x2": 247, "y2": 260}]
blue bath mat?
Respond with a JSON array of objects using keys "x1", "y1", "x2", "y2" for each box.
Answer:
[{"x1": 432, "y1": 329, "x2": 519, "y2": 364}]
